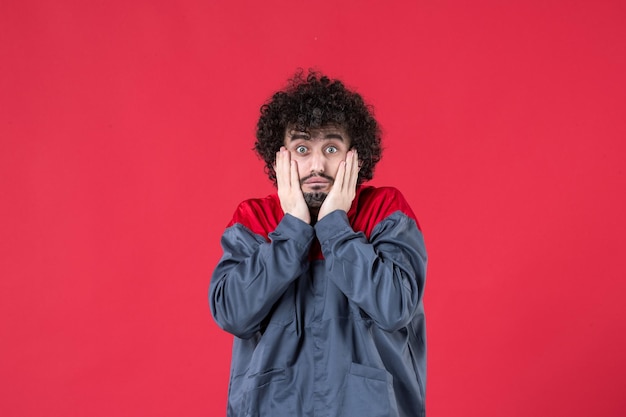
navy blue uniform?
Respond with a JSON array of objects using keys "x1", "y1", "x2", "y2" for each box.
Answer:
[{"x1": 210, "y1": 186, "x2": 427, "y2": 417}]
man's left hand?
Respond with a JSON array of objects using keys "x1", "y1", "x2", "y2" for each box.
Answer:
[{"x1": 318, "y1": 150, "x2": 360, "y2": 221}]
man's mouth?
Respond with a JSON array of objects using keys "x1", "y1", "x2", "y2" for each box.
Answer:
[
  {"x1": 301, "y1": 174, "x2": 334, "y2": 186},
  {"x1": 305, "y1": 179, "x2": 330, "y2": 185}
]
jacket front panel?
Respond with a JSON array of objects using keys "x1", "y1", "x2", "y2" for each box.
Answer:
[{"x1": 210, "y1": 186, "x2": 427, "y2": 417}]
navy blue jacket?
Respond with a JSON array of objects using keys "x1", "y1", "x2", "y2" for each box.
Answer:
[{"x1": 210, "y1": 186, "x2": 427, "y2": 417}]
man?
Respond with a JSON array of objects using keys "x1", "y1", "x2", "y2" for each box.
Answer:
[{"x1": 209, "y1": 71, "x2": 427, "y2": 417}]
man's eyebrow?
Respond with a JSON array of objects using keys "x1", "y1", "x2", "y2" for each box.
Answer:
[
  {"x1": 289, "y1": 132, "x2": 310, "y2": 140},
  {"x1": 287, "y1": 131, "x2": 346, "y2": 141},
  {"x1": 323, "y1": 133, "x2": 345, "y2": 141}
]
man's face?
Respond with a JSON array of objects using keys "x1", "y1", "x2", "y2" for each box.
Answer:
[{"x1": 283, "y1": 125, "x2": 351, "y2": 207}]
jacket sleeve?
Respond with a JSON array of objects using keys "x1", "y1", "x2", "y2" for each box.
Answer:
[
  {"x1": 314, "y1": 209, "x2": 427, "y2": 332},
  {"x1": 209, "y1": 214, "x2": 315, "y2": 339}
]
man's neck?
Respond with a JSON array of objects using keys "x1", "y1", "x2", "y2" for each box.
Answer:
[{"x1": 309, "y1": 207, "x2": 320, "y2": 225}]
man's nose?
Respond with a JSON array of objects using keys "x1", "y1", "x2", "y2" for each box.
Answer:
[{"x1": 309, "y1": 150, "x2": 326, "y2": 173}]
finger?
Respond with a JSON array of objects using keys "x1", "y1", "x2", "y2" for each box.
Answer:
[
  {"x1": 275, "y1": 150, "x2": 284, "y2": 188},
  {"x1": 341, "y1": 150, "x2": 356, "y2": 192},
  {"x1": 290, "y1": 159, "x2": 300, "y2": 190},
  {"x1": 281, "y1": 147, "x2": 291, "y2": 187},
  {"x1": 276, "y1": 147, "x2": 289, "y2": 189},
  {"x1": 348, "y1": 150, "x2": 359, "y2": 191},
  {"x1": 333, "y1": 160, "x2": 346, "y2": 193}
]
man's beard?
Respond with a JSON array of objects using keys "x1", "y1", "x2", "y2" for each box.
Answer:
[
  {"x1": 303, "y1": 191, "x2": 328, "y2": 208},
  {"x1": 300, "y1": 173, "x2": 334, "y2": 208}
]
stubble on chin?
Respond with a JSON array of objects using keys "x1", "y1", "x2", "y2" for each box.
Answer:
[{"x1": 303, "y1": 192, "x2": 327, "y2": 208}]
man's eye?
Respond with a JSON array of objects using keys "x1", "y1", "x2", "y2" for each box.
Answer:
[
  {"x1": 295, "y1": 146, "x2": 308, "y2": 154},
  {"x1": 326, "y1": 146, "x2": 338, "y2": 154}
]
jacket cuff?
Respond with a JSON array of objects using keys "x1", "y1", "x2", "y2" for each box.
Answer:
[
  {"x1": 271, "y1": 213, "x2": 315, "y2": 249},
  {"x1": 314, "y1": 210, "x2": 353, "y2": 244}
]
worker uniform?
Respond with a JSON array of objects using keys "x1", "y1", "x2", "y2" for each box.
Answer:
[{"x1": 210, "y1": 186, "x2": 427, "y2": 417}]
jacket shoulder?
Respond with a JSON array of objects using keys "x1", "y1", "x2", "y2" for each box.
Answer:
[
  {"x1": 226, "y1": 194, "x2": 284, "y2": 240},
  {"x1": 352, "y1": 186, "x2": 421, "y2": 235}
]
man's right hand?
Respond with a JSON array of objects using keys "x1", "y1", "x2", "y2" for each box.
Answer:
[{"x1": 275, "y1": 147, "x2": 310, "y2": 224}]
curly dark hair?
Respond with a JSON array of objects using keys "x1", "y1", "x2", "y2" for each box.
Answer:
[{"x1": 254, "y1": 70, "x2": 382, "y2": 185}]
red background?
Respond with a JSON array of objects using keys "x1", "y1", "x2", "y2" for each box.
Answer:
[{"x1": 2, "y1": 0, "x2": 625, "y2": 416}]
